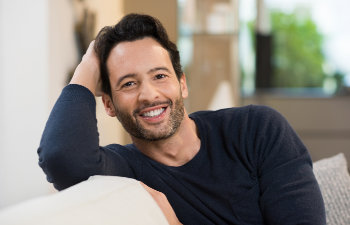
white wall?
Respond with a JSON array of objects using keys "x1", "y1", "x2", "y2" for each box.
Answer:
[
  {"x1": 48, "y1": 0, "x2": 79, "y2": 109},
  {"x1": 0, "y1": 0, "x2": 51, "y2": 208},
  {"x1": 0, "y1": 0, "x2": 125, "y2": 209}
]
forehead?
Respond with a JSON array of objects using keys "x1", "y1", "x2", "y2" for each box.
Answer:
[{"x1": 106, "y1": 37, "x2": 174, "y2": 78}]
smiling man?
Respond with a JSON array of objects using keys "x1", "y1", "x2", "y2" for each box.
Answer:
[
  {"x1": 104, "y1": 38, "x2": 187, "y2": 141},
  {"x1": 38, "y1": 14, "x2": 326, "y2": 224},
  {"x1": 99, "y1": 36, "x2": 199, "y2": 168}
]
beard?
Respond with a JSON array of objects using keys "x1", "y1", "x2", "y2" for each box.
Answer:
[{"x1": 113, "y1": 95, "x2": 185, "y2": 142}]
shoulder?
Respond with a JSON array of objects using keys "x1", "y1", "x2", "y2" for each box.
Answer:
[
  {"x1": 248, "y1": 105, "x2": 290, "y2": 131},
  {"x1": 189, "y1": 105, "x2": 251, "y2": 122},
  {"x1": 189, "y1": 105, "x2": 284, "y2": 125},
  {"x1": 247, "y1": 105, "x2": 284, "y2": 120},
  {"x1": 190, "y1": 105, "x2": 291, "y2": 144}
]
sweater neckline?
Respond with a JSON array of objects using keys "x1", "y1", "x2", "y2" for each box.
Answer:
[{"x1": 127, "y1": 116, "x2": 206, "y2": 171}]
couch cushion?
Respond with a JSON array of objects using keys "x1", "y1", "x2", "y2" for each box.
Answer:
[
  {"x1": 313, "y1": 153, "x2": 350, "y2": 225},
  {"x1": 0, "y1": 176, "x2": 169, "y2": 225}
]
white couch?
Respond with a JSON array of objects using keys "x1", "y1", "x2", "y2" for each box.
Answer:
[
  {"x1": 0, "y1": 153, "x2": 349, "y2": 225},
  {"x1": 0, "y1": 176, "x2": 169, "y2": 225}
]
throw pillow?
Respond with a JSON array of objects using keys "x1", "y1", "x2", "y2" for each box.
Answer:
[{"x1": 313, "y1": 153, "x2": 350, "y2": 225}]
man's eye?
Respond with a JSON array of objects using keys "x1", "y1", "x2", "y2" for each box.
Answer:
[
  {"x1": 155, "y1": 74, "x2": 167, "y2": 79},
  {"x1": 122, "y1": 81, "x2": 136, "y2": 88}
]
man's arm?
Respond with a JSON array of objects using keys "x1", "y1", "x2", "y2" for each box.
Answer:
[
  {"x1": 38, "y1": 42, "x2": 182, "y2": 225},
  {"x1": 38, "y1": 41, "x2": 132, "y2": 190},
  {"x1": 249, "y1": 106, "x2": 326, "y2": 224}
]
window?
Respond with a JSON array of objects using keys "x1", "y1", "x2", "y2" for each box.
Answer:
[{"x1": 240, "y1": 0, "x2": 350, "y2": 97}]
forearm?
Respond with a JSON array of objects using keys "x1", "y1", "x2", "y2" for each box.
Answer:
[
  {"x1": 70, "y1": 40, "x2": 101, "y2": 96},
  {"x1": 38, "y1": 85, "x2": 102, "y2": 190}
]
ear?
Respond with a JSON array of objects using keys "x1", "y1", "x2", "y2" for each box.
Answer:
[
  {"x1": 179, "y1": 73, "x2": 188, "y2": 99},
  {"x1": 102, "y1": 94, "x2": 116, "y2": 117}
]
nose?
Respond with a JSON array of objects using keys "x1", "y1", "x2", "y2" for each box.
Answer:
[{"x1": 137, "y1": 80, "x2": 159, "y2": 103}]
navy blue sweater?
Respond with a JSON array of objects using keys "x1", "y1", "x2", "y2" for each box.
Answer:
[{"x1": 38, "y1": 84, "x2": 326, "y2": 224}]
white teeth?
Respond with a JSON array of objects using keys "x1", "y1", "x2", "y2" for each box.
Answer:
[{"x1": 142, "y1": 108, "x2": 165, "y2": 117}]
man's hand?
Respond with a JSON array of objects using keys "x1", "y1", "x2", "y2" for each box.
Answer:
[
  {"x1": 70, "y1": 40, "x2": 103, "y2": 96},
  {"x1": 140, "y1": 182, "x2": 183, "y2": 225}
]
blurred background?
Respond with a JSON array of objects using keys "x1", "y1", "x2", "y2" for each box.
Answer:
[{"x1": 1, "y1": 0, "x2": 349, "y2": 209}]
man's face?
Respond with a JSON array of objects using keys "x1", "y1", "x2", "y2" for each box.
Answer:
[{"x1": 103, "y1": 37, "x2": 188, "y2": 141}]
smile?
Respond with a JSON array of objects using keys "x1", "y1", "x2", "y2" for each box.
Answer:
[{"x1": 141, "y1": 107, "x2": 166, "y2": 118}]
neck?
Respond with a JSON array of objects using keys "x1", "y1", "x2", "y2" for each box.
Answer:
[{"x1": 131, "y1": 113, "x2": 200, "y2": 167}]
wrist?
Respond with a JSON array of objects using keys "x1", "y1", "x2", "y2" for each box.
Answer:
[{"x1": 70, "y1": 60, "x2": 100, "y2": 96}]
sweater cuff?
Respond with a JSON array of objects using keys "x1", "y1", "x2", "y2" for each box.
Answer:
[
  {"x1": 58, "y1": 85, "x2": 97, "y2": 116},
  {"x1": 61, "y1": 84, "x2": 96, "y2": 102},
  {"x1": 62, "y1": 84, "x2": 97, "y2": 114}
]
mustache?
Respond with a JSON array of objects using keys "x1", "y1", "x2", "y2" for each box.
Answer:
[{"x1": 133, "y1": 100, "x2": 173, "y2": 115}]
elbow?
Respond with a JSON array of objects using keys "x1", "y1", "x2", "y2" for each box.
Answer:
[{"x1": 37, "y1": 145, "x2": 87, "y2": 190}]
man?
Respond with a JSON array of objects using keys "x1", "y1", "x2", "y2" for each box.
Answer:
[{"x1": 38, "y1": 14, "x2": 326, "y2": 224}]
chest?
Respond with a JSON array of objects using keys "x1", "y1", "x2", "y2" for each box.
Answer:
[{"x1": 138, "y1": 145, "x2": 264, "y2": 224}]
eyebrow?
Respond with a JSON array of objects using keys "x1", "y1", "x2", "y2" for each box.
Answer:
[
  {"x1": 147, "y1": 66, "x2": 171, "y2": 74},
  {"x1": 116, "y1": 73, "x2": 137, "y2": 88},
  {"x1": 116, "y1": 67, "x2": 172, "y2": 87}
]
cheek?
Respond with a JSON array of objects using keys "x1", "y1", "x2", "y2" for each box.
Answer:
[
  {"x1": 161, "y1": 82, "x2": 182, "y2": 97},
  {"x1": 113, "y1": 94, "x2": 136, "y2": 112}
]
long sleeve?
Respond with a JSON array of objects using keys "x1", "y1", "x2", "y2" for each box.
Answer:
[
  {"x1": 248, "y1": 106, "x2": 326, "y2": 224},
  {"x1": 38, "y1": 84, "x2": 133, "y2": 190}
]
